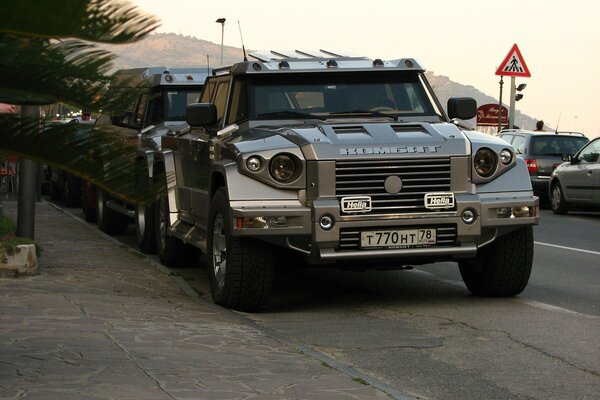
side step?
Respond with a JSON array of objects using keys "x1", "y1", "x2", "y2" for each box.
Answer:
[
  {"x1": 106, "y1": 200, "x2": 135, "y2": 218},
  {"x1": 170, "y1": 219, "x2": 208, "y2": 253}
]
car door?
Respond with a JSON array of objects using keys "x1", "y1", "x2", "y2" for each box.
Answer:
[
  {"x1": 562, "y1": 140, "x2": 600, "y2": 202},
  {"x1": 190, "y1": 78, "x2": 231, "y2": 228}
]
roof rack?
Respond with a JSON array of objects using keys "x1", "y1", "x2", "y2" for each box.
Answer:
[{"x1": 555, "y1": 131, "x2": 586, "y2": 137}]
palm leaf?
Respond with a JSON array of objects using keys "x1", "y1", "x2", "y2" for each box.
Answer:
[
  {"x1": 0, "y1": 0, "x2": 160, "y2": 43},
  {"x1": 0, "y1": 115, "x2": 168, "y2": 204},
  {"x1": 0, "y1": 34, "x2": 147, "y2": 109}
]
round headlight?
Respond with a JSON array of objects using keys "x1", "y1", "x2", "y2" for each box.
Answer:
[
  {"x1": 270, "y1": 154, "x2": 296, "y2": 182},
  {"x1": 474, "y1": 148, "x2": 498, "y2": 177},
  {"x1": 246, "y1": 156, "x2": 262, "y2": 172},
  {"x1": 500, "y1": 149, "x2": 513, "y2": 165}
]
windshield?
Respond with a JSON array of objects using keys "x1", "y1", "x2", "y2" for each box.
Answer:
[
  {"x1": 248, "y1": 72, "x2": 438, "y2": 119},
  {"x1": 147, "y1": 86, "x2": 202, "y2": 124}
]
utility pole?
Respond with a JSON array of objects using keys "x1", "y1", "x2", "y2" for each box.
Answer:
[
  {"x1": 497, "y1": 76, "x2": 504, "y2": 133},
  {"x1": 215, "y1": 18, "x2": 226, "y2": 65},
  {"x1": 508, "y1": 76, "x2": 516, "y2": 129}
]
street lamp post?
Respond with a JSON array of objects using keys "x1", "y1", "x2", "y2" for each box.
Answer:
[{"x1": 215, "y1": 18, "x2": 226, "y2": 65}]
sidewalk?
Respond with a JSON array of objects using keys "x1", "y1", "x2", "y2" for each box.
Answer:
[{"x1": 0, "y1": 200, "x2": 391, "y2": 400}]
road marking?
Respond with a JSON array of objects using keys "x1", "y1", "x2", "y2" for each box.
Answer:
[
  {"x1": 521, "y1": 300, "x2": 599, "y2": 319},
  {"x1": 535, "y1": 241, "x2": 600, "y2": 256}
]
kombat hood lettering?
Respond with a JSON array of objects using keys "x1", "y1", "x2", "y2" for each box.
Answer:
[{"x1": 339, "y1": 146, "x2": 442, "y2": 156}]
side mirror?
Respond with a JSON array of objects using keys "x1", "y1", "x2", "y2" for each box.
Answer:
[
  {"x1": 187, "y1": 103, "x2": 217, "y2": 127},
  {"x1": 111, "y1": 111, "x2": 137, "y2": 128},
  {"x1": 562, "y1": 154, "x2": 573, "y2": 162},
  {"x1": 447, "y1": 97, "x2": 477, "y2": 120}
]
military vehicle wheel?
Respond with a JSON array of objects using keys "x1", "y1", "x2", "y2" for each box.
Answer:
[
  {"x1": 459, "y1": 226, "x2": 533, "y2": 297},
  {"x1": 82, "y1": 184, "x2": 97, "y2": 222},
  {"x1": 207, "y1": 188, "x2": 274, "y2": 312},
  {"x1": 155, "y1": 195, "x2": 197, "y2": 267},
  {"x1": 551, "y1": 182, "x2": 568, "y2": 215},
  {"x1": 96, "y1": 189, "x2": 128, "y2": 235},
  {"x1": 136, "y1": 202, "x2": 157, "y2": 253},
  {"x1": 133, "y1": 171, "x2": 156, "y2": 253},
  {"x1": 63, "y1": 174, "x2": 82, "y2": 208}
]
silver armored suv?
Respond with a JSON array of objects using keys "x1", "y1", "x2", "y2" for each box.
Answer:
[{"x1": 155, "y1": 51, "x2": 539, "y2": 311}]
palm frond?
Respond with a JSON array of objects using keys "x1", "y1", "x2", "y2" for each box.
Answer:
[
  {"x1": 0, "y1": 0, "x2": 160, "y2": 44},
  {"x1": 0, "y1": 34, "x2": 147, "y2": 110},
  {"x1": 0, "y1": 115, "x2": 167, "y2": 204}
]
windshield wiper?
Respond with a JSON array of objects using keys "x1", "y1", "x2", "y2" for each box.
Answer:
[
  {"x1": 256, "y1": 110, "x2": 325, "y2": 120},
  {"x1": 326, "y1": 110, "x2": 396, "y2": 119}
]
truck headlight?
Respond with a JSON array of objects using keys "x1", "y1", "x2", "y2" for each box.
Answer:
[
  {"x1": 270, "y1": 154, "x2": 296, "y2": 182},
  {"x1": 474, "y1": 148, "x2": 498, "y2": 178},
  {"x1": 500, "y1": 149, "x2": 513, "y2": 165}
]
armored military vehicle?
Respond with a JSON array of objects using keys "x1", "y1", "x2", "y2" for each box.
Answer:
[
  {"x1": 154, "y1": 51, "x2": 539, "y2": 311},
  {"x1": 87, "y1": 66, "x2": 207, "y2": 254}
]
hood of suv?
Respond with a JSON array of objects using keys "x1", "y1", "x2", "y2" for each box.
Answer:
[{"x1": 233, "y1": 121, "x2": 471, "y2": 160}]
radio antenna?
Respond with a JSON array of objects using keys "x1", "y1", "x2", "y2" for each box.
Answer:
[
  {"x1": 238, "y1": 20, "x2": 248, "y2": 61},
  {"x1": 555, "y1": 112, "x2": 561, "y2": 134}
]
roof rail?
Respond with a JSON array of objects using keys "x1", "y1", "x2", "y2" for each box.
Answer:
[{"x1": 555, "y1": 131, "x2": 586, "y2": 136}]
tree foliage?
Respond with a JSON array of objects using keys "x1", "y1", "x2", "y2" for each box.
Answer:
[{"x1": 0, "y1": 0, "x2": 166, "y2": 204}]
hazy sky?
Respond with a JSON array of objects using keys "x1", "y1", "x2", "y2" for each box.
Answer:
[{"x1": 133, "y1": 0, "x2": 599, "y2": 138}]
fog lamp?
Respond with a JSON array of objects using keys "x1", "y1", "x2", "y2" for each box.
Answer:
[
  {"x1": 236, "y1": 216, "x2": 288, "y2": 229},
  {"x1": 462, "y1": 209, "x2": 477, "y2": 224},
  {"x1": 496, "y1": 207, "x2": 512, "y2": 218},
  {"x1": 319, "y1": 215, "x2": 334, "y2": 230},
  {"x1": 512, "y1": 206, "x2": 530, "y2": 218}
]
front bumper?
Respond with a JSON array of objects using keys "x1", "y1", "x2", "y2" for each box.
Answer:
[{"x1": 230, "y1": 192, "x2": 538, "y2": 263}]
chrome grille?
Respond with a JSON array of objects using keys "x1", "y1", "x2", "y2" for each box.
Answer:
[
  {"x1": 338, "y1": 225, "x2": 457, "y2": 251},
  {"x1": 336, "y1": 158, "x2": 452, "y2": 215}
]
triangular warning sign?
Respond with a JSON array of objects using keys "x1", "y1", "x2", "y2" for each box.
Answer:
[{"x1": 495, "y1": 44, "x2": 531, "y2": 77}]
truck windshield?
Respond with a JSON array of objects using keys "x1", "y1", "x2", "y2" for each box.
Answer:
[
  {"x1": 147, "y1": 86, "x2": 202, "y2": 124},
  {"x1": 248, "y1": 72, "x2": 437, "y2": 119}
]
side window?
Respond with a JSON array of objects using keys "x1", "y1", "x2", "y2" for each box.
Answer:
[
  {"x1": 579, "y1": 140, "x2": 600, "y2": 163},
  {"x1": 134, "y1": 93, "x2": 148, "y2": 127},
  {"x1": 227, "y1": 79, "x2": 248, "y2": 124},
  {"x1": 200, "y1": 81, "x2": 216, "y2": 103},
  {"x1": 213, "y1": 81, "x2": 230, "y2": 128},
  {"x1": 500, "y1": 134, "x2": 514, "y2": 144},
  {"x1": 512, "y1": 135, "x2": 526, "y2": 154}
]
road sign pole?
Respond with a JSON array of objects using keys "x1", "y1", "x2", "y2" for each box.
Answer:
[
  {"x1": 497, "y1": 76, "x2": 504, "y2": 133},
  {"x1": 508, "y1": 76, "x2": 516, "y2": 129}
]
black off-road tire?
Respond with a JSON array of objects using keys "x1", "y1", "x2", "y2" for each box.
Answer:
[
  {"x1": 459, "y1": 226, "x2": 534, "y2": 297},
  {"x1": 155, "y1": 195, "x2": 199, "y2": 268},
  {"x1": 63, "y1": 174, "x2": 82, "y2": 208},
  {"x1": 96, "y1": 188, "x2": 129, "y2": 235},
  {"x1": 550, "y1": 182, "x2": 568, "y2": 215},
  {"x1": 207, "y1": 188, "x2": 275, "y2": 312},
  {"x1": 136, "y1": 201, "x2": 157, "y2": 254},
  {"x1": 82, "y1": 184, "x2": 97, "y2": 222},
  {"x1": 134, "y1": 172, "x2": 157, "y2": 254}
]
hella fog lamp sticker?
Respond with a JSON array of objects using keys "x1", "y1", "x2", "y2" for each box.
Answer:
[
  {"x1": 341, "y1": 196, "x2": 372, "y2": 213},
  {"x1": 424, "y1": 193, "x2": 455, "y2": 210}
]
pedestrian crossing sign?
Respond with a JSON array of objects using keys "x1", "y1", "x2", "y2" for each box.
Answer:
[{"x1": 495, "y1": 44, "x2": 531, "y2": 77}]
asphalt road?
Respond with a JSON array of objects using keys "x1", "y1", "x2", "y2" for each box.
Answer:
[{"x1": 67, "y1": 204, "x2": 600, "y2": 400}]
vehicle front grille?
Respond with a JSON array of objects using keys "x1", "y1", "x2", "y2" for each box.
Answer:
[
  {"x1": 336, "y1": 158, "x2": 452, "y2": 215},
  {"x1": 338, "y1": 224, "x2": 457, "y2": 251}
]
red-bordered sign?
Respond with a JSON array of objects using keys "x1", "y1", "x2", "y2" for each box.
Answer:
[
  {"x1": 477, "y1": 104, "x2": 507, "y2": 126},
  {"x1": 495, "y1": 44, "x2": 531, "y2": 77}
]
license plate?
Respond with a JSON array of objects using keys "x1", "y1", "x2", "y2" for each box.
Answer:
[{"x1": 360, "y1": 229, "x2": 436, "y2": 249}]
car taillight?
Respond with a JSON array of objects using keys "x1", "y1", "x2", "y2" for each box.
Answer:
[{"x1": 525, "y1": 158, "x2": 537, "y2": 174}]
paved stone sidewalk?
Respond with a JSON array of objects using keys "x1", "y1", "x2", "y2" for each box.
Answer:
[{"x1": 0, "y1": 201, "x2": 391, "y2": 400}]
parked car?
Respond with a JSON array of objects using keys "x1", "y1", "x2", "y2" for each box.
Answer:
[
  {"x1": 549, "y1": 137, "x2": 600, "y2": 214},
  {"x1": 499, "y1": 129, "x2": 589, "y2": 202}
]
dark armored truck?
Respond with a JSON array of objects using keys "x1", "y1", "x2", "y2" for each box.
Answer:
[{"x1": 154, "y1": 51, "x2": 539, "y2": 311}]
